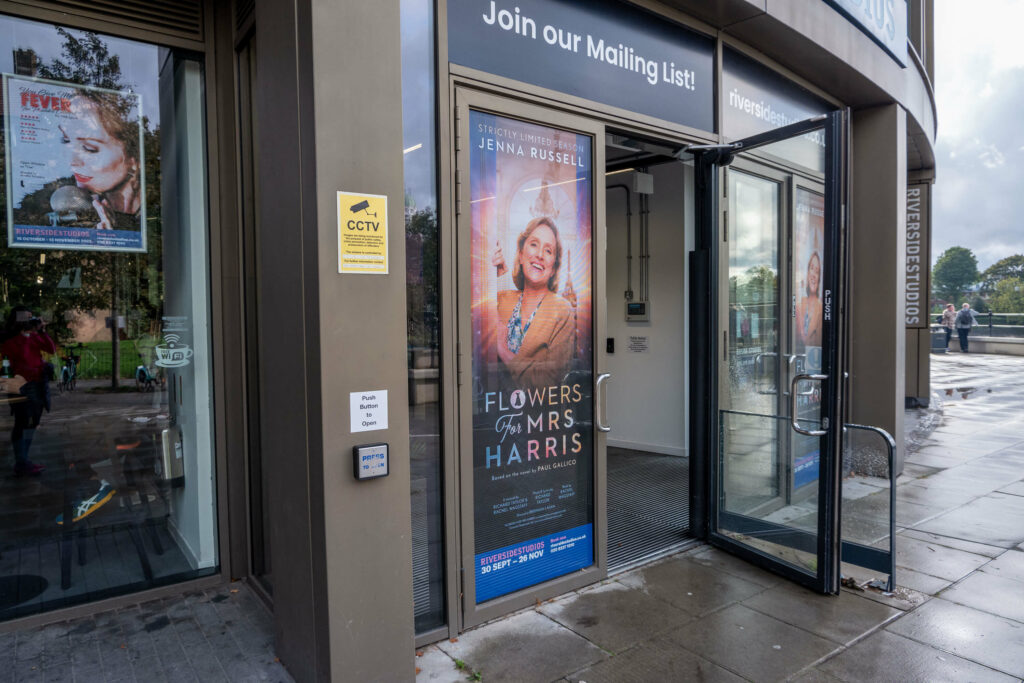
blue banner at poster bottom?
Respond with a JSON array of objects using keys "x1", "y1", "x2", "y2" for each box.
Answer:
[
  {"x1": 475, "y1": 523, "x2": 593, "y2": 603},
  {"x1": 794, "y1": 450, "x2": 820, "y2": 490},
  {"x1": 13, "y1": 225, "x2": 143, "y2": 251}
]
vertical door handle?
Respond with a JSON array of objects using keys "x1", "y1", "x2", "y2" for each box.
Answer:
[
  {"x1": 596, "y1": 373, "x2": 611, "y2": 432},
  {"x1": 790, "y1": 373, "x2": 827, "y2": 436}
]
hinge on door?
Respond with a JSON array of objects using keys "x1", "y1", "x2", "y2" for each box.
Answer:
[
  {"x1": 460, "y1": 567, "x2": 466, "y2": 612},
  {"x1": 457, "y1": 341, "x2": 464, "y2": 386},
  {"x1": 455, "y1": 169, "x2": 462, "y2": 216},
  {"x1": 723, "y1": 330, "x2": 728, "y2": 361},
  {"x1": 454, "y1": 108, "x2": 461, "y2": 152},
  {"x1": 722, "y1": 207, "x2": 728, "y2": 242}
]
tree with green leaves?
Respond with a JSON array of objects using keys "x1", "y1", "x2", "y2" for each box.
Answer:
[
  {"x1": 989, "y1": 278, "x2": 1024, "y2": 313},
  {"x1": 405, "y1": 207, "x2": 439, "y2": 348},
  {"x1": 932, "y1": 246, "x2": 979, "y2": 305},
  {"x1": 1, "y1": 29, "x2": 162, "y2": 387},
  {"x1": 980, "y1": 254, "x2": 1024, "y2": 294}
]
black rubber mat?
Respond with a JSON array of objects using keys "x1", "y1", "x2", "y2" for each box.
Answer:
[{"x1": 607, "y1": 447, "x2": 693, "y2": 570}]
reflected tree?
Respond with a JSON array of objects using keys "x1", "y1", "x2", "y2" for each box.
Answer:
[{"x1": 0, "y1": 29, "x2": 162, "y2": 387}]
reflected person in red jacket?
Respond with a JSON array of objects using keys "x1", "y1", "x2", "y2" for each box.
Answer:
[{"x1": 2, "y1": 306, "x2": 56, "y2": 476}]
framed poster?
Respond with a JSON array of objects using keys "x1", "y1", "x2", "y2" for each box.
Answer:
[
  {"x1": 468, "y1": 109, "x2": 595, "y2": 602},
  {"x1": 3, "y1": 74, "x2": 146, "y2": 252}
]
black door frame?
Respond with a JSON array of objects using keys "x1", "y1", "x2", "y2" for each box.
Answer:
[{"x1": 688, "y1": 112, "x2": 848, "y2": 594}]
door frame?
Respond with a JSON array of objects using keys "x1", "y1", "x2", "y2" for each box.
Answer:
[
  {"x1": 451, "y1": 85, "x2": 609, "y2": 628},
  {"x1": 436, "y1": 68, "x2": 715, "y2": 638},
  {"x1": 689, "y1": 112, "x2": 848, "y2": 594}
]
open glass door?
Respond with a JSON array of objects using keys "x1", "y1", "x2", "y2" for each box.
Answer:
[
  {"x1": 694, "y1": 112, "x2": 847, "y2": 593},
  {"x1": 453, "y1": 88, "x2": 607, "y2": 626}
]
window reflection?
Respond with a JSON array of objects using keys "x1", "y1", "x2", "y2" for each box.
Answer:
[
  {"x1": 401, "y1": 0, "x2": 445, "y2": 633},
  {"x1": 0, "y1": 17, "x2": 216, "y2": 621}
]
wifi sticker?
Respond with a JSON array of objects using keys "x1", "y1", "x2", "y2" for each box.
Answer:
[{"x1": 155, "y1": 332, "x2": 193, "y2": 368}]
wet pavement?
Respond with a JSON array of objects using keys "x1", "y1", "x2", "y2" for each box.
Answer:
[
  {"x1": 418, "y1": 352, "x2": 1024, "y2": 682},
  {"x1": 3, "y1": 352, "x2": 1023, "y2": 682},
  {"x1": 0, "y1": 583, "x2": 290, "y2": 682}
]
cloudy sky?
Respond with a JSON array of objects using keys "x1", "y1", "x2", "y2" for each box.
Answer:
[{"x1": 933, "y1": 2, "x2": 1024, "y2": 270}]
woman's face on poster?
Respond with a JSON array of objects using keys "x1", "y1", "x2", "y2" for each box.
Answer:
[
  {"x1": 519, "y1": 225, "x2": 558, "y2": 289},
  {"x1": 807, "y1": 253, "x2": 821, "y2": 295},
  {"x1": 61, "y1": 98, "x2": 131, "y2": 195}
]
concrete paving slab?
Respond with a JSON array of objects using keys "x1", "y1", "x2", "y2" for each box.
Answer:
[
  {"x1": 891, "y1": 567, "x2": 953, "y2": 595},
  {"x1": 787, "y1": 669, "x2": 843, "y2": 682},
  {"x1": 899, "y1": 529, "x2": 1006, "y2": 558},
  {"x1": 893, "y1": 499, "x2": 948, "y2": 527},
  {"x1": 663, "y1": 604, "x2": 839, "y2": 682},
  {"x1": 837, "y1": 578, "x2": 930, "y2": 612},
  {"x1": 915, "y1": 492, "x2": 1024, "y2": 548},
  {"x1": 997, "y1": 481, "x2": 1024, "y2": 497},
  {"x1": 892, "y1": 534, "x2": 991, "y2": 581},
  {"x1": 817, "y1": 630, "x2": 1017, "y2": 683},
  {"x1": 895, "y1": 482, "x2": 977, "y2": 509},
  {"x1": 565, "y1": 635, "x2": 744, "y2": 683},
  {"x1": 436, "y1": 611, "x2": 607, "y2": 683},
  {"x1": 942, "y1": 461, "x2": 1024, "y2": 488},
  {"x1": 899, "y1": 462, "x2": 942, "y2": 480},
  {"x1": 414, "y1": 645, "x2": 465, "y2": 682},
  {"x1": 903, "y1": 450, "x2": 978, "y2": 470},
  {"x1": 886, "y1": 598, "x2": 1024, "y2": 677},
  {"x1": 537, "y1": 581, "x2": 692, "y2": 654},
  {"x1": 938, "y1": 571, "x2": 1024, "y2": 623},
  {"x1": 741, "y1": 580, "x2": 901, "y2": 645},
  {"x1": 615, "y1": 556, "x2": 765, "y2": 616},
  {"x1": 979, "y1": 549, "x2": 1024, "y2": 583},
  {"x1": 685, "y1": 546, "x2": 782, "y2": 588}
]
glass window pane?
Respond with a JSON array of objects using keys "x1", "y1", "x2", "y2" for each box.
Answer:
[
  {"x1": 0, "y1": 16, "x2": 217, "y2": 621},
  {"x1": 401, "y1": 0, "x2": 445, "y2": 633}
]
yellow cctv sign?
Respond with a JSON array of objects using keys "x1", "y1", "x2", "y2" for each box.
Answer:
[{"x1": 338, "y1": 191, "x2": 388, "y2": 274}]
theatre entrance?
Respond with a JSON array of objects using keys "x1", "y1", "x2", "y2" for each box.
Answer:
[{"x1": 603, "y1": 133, "x2": 697, "y2": 570}]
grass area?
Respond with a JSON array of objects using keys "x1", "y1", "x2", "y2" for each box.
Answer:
[{"x1": 51, "y1": 340, "x2": 146, "y2": 380}]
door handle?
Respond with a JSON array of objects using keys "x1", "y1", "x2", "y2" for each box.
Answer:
[
  {"x1": 596, "y1": 373, "x2": 611, "y2": 432},
  {"x1": 755, "y1": 352, "x2": 778, "y2": 395},
  {"x1": 790, "y1": 373, "x2": 827, "y2": 436}
]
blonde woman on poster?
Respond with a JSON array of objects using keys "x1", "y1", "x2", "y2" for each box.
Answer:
[
  {"x1": 60, "y1": 90, "x2": 142, "y2": 230},
  {"x1": 796, "y1": 250, "x2": 823, "y2": 348},
  {"x1": 490, "y1": 216, "x2": 573, "y2": 389}
]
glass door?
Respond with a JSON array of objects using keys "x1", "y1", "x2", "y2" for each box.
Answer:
[
  {"x1": 453, "y1": 88, "x2": 607, "y2": 626},
  {"x1": 698, "y1": 113, "x2": 846, "y2": 593}
]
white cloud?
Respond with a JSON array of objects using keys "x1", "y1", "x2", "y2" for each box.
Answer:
[{"x1": 933, "y1": 1, "x2": 1024, "y2": 269}]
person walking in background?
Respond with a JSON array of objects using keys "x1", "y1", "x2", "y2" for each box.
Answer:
[
  {"x1": 1, "y1": 306, "x2": 56, "y2": 476},
  {"x1": 955, "y1": 302, "x2": 977, "y2": 353},
  {"x1": 941, "y1": 303, "x2": 957, "y2": 350}
]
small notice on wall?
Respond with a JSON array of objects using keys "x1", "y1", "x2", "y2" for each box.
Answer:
[
  {"x1": 351, "y1": 390, "x2": 388, "y2": 433},
  {"x1": 338, "y1": 191, "x2": 388, "y2": 274},
  {"x1": 627, "y1": 335, "x2": 649, "y2": 353}
]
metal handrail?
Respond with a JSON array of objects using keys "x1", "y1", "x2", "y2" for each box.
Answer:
[{"x1": 843, "y1": 422, "x2": 897, "y2": 592}]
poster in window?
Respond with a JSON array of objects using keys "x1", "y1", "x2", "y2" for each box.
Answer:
[
  {"x1": 793, "y1": 187, "x2": 824, "y2": 489},
  {"x1": 3, "y1": 74, "x2": 146, "y2": 252},
  {"x1": 469, "y1": 109, "x2": 594, "y2": 603}
]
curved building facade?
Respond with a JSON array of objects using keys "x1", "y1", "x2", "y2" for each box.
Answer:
[{"x1": 0, "y1": 1, "x2": 935, "y2": 681}]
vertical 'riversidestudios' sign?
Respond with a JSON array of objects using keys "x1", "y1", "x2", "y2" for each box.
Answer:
[
  {"x1": 906, "y1": 183, "x2": 930, "y2": 328},
  {"x1": 449, "y1": 0, "x2": 714, "y2": 132}
]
